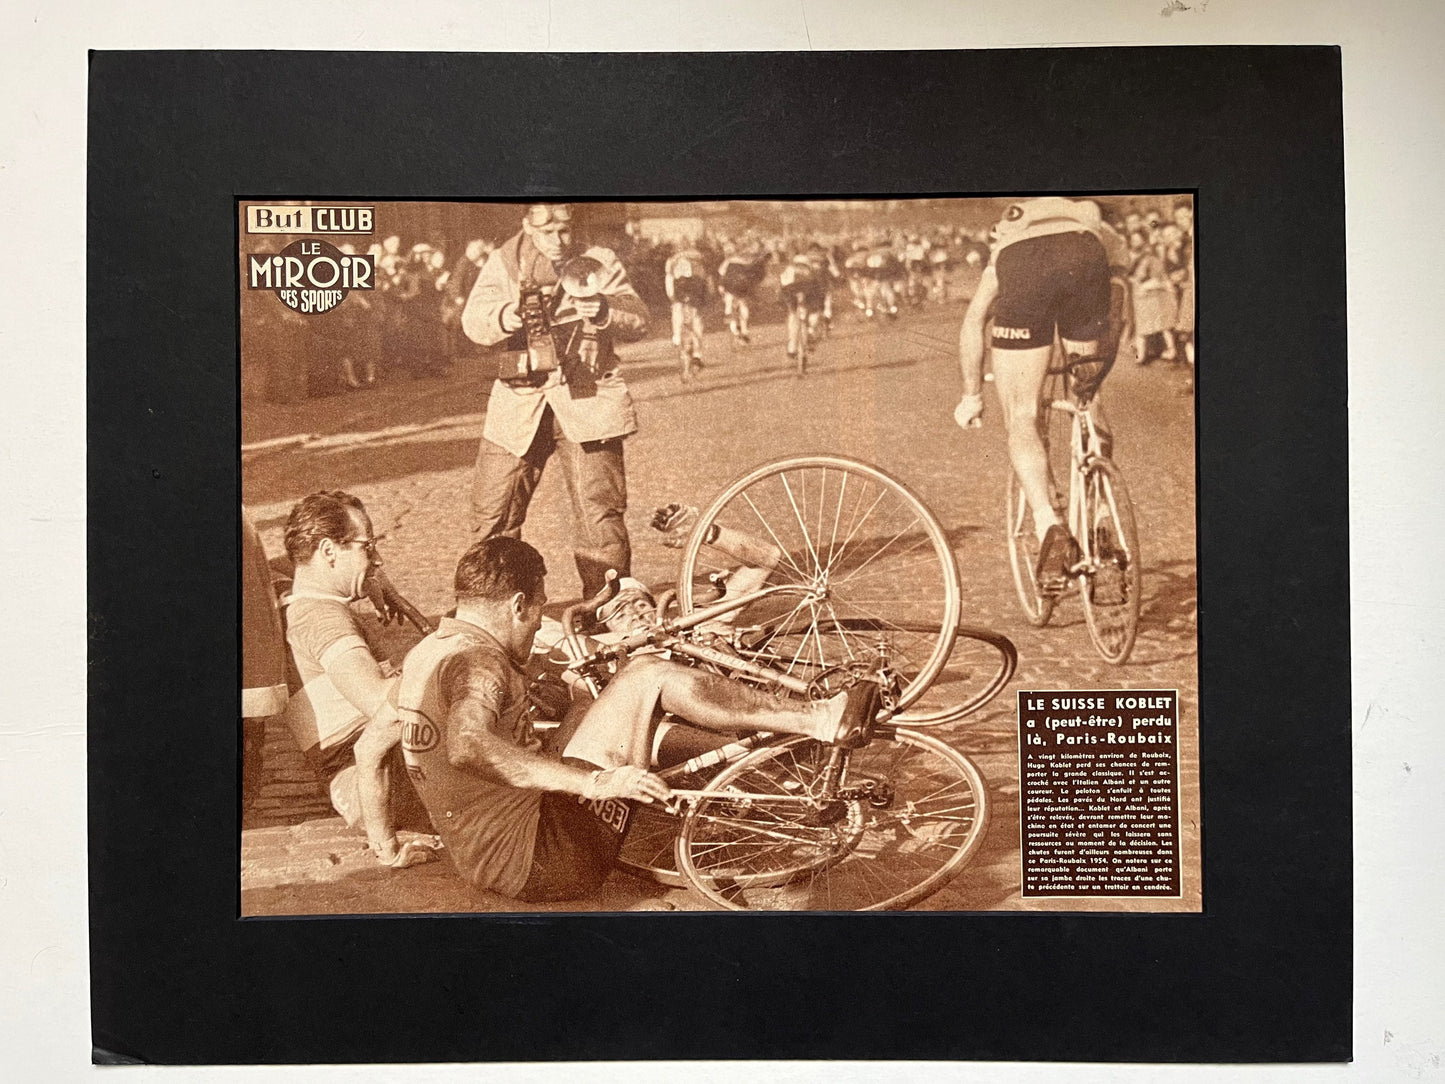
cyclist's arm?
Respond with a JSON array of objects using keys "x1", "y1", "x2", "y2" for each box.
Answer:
[
  {"x1": 319, "y1": 643, "x2": 404, "y2": 861},
  {"x1": 448, "y1": 695, "x2": 594, "y2": 794},
  {"x1": 958, "y1": 265, "x2": 998, "y2": 398}
]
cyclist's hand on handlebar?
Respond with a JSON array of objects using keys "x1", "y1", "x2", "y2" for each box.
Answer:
[
  {"x1": 954, "y1": 394, "x2": 984, "y2": 430},
  {"x1": 582, "y1": 765, "x2": 672, "y2": 804}
]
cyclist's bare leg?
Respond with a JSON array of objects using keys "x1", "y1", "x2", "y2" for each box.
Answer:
[
  {"x1": 670, "y1": 301, "x2": 684, "y2": 347},
  {"x1": 689, "y1": 305, "x2": 704, "y2": 355},
  {"x1": 786, "y1": 307, "x2": 802, "y2": 354},
  {"x1": 736, "y1": 297, "x2": 750, "y2": 337},
  {"x1": 993, "y1": 342, "x2": 1063, "y2": 542},
  {"x1": 560, "y1": 655, "x2": 848, "y2": 769}
]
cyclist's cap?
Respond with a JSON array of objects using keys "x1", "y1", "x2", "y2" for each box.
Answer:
[{"x1": 526, "y1": 203, "x2": 574, "y2": 226}]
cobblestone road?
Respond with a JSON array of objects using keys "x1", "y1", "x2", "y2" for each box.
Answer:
[{"x1": 242, "y1": 294, "x2": 1199, "y2": 915}]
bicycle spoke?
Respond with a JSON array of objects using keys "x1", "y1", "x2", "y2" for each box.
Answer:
[
  {"x1": 739, "y1": 490, "x2": 811, "y2": 583},
  {"x1": 680, "y1": 457, "x2": 959, "y2": 714},
  {"x1": 828, "y1": 515, "x2": 931, "y2": 590},
  {"x1": 778, "y1": 471, "x2": 825, "y2": 579}
]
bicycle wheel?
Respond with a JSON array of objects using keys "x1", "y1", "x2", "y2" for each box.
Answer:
[
  {"x1": 676, "y1": 729, "x2": 989, "y2": 911},
  {"x1": 676, "y1": 457, "x2": 961, "y2": 713},
  {"x1": 1004, "y1": 369, "x2": 1074, "y2": 625},
  {"x1": 615, "y1": 754, "x2": 713, "y2": 888},
  {"x1": 892, "y1": 624, "x2": 1018, "y2": 727},
  {"x1": 799, "y1": 618, "x2": 1016, "y2": 727},
  {"x1": 1079, "y1": 458, "x2": 1142, "y2": 664}
]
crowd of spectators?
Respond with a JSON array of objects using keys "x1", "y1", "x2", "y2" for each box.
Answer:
[
  {"x1": 243, "y1": 234, "x2": 495, "y2": 402},
  {"x1": 242, "y1": 201, "x2": 1194, "y2": 405},
  {"x1": 1113, "y1": 202, "x2": 1195, "y2": 376}
]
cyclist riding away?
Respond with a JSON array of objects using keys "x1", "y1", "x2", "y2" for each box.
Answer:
[
  {"x1": 717, "y1": 241, "x2": 767, "y2": 344},
  {"x1": 779, "y1": 250, "x2": 828, "y2": 362},
  {"x1": 955, "y1": 196, "x2": 1115, "y2": 590},
  {"x1": 665, "y1": 245, "x2": 709, "y2": 379}
]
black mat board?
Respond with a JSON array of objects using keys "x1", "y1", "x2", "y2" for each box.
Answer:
[{"x1": 88, "y1": 48, "x2": 1350, "y2": 1064}]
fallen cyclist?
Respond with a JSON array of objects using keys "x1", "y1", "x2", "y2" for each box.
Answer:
[
  {"x1": 277, "y1": 491, "x2": 442, "y2": 869},
  {"x1": 397, "y1": 536, "x2": 883, "y2": 903}
]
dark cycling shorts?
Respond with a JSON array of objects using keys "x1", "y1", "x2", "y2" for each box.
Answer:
[
  {"x1": 784, "y1": 278, "x2": 827, "y2": 312},
  {"x1": 991, "y1": 231, "x2": 1110, "y2": 351},
  {"x1": 517, "y1": 757, "x2": 633, "y2": 902},
  {"x1": 720, "y1": 267, "x2": 761, "y2": 298},
  {"x1": 671, "y1": 276, "x2": 707, "y2": 307}
]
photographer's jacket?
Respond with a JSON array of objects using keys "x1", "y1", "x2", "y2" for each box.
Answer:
[{"x1": 462, "y1": 232, "x2": 649, "y2": 457}]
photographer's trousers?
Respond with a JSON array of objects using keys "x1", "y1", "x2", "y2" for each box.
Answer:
[{"x1": 470, "y1": 405, "x2": 631, "y2": 601}]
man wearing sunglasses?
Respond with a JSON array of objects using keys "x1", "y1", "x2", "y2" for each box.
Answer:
[
  {"x1": 278, "y1": 491, "x2": 440, "y2": 868},
  {"x1": 461, "y1": 203, "x2": 650, "y2": 608}
]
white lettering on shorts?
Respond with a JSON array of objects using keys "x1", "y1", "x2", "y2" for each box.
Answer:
[
  {"x1": 577, "y1": 794, "x2": 631, "y2": 834},
  {"x1": 993, "y1": 325, "x2": 1032, "y2": 341}
]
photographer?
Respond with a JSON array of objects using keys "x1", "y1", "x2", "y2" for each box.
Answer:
[{"x1": 461, "y1": 203, "x2": 649, "y2": 605}]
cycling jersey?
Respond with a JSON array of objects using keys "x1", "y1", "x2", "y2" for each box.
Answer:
[
  {"x1": 666, "y1": 249, "x2": 708, "y2": 306},
  {"x1": 991, "y1": 197, "x2": 1104, "y2": 257}
]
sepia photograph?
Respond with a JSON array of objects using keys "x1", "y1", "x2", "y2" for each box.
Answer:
[{"x1": 240, "y1": 194, "x2": 1201, "y2": 916}]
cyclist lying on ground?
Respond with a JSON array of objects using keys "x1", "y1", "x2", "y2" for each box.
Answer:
[
  {"x1": 397, "y1": 536, "x2": 883, "y2": 904},
  {"x1": 523, "y1": 503, "x2": 790, "y2": 767}
]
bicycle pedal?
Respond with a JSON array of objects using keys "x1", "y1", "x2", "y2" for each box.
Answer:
[{"x1": 1038, "y1": 573, "x2": 1070, "y2": 598}]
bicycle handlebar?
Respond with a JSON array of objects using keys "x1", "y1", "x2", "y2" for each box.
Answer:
[
  {"x1": 560, "y1": 570, "x2": 619, "y2": 664},
  {"x1": 563, "y1": 582, "x2": 820, "y2": 676}
]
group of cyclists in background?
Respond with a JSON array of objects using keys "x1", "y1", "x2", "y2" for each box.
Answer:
[{"x1": 654, "y1": 225, "x2": 992, "y2": 377}]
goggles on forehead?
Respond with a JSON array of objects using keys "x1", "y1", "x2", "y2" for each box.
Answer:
[{"x1": 526, "y1": 204, "x2": 574, "y2": 227}]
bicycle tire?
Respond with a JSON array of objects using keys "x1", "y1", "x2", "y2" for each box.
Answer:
[
  {"x1": 790, "y1": 618, "x2": 1016, "y2": 727},
  {"x1": 676, "y1": 728, "x2": 990, "y2": 911},
  {"x1": 615, "y1": 752, "x2": 714, "y2": 888},
  {"x1": 676, "y1": 456, "x2": 961, "y2": 713},
  {"x1": 1078, "y1": 457, "x2": 1142, "y2": 664}
]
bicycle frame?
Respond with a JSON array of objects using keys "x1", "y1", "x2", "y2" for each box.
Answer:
[
  {"x1": 1008, "y1": 346, "x2": 1141, "y2": 664},
  {"x1": 1045, "y1": 387, "x2": 1111, "y2": 582},
  {"x1": 558, "y1": 578, "x2": 903, "y2": 814},
  {"x1": 562, "y1": 581, "x2": 824, "y2": 697}
]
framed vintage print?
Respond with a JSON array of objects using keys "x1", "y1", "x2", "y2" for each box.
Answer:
[{"x1": 89, "y1": 48, "x2": 1350, "y2": 1064}]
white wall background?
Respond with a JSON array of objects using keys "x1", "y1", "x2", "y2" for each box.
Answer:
[{"x1": 2, "y1": 1, "x2": 1440, "y2": 1079}]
